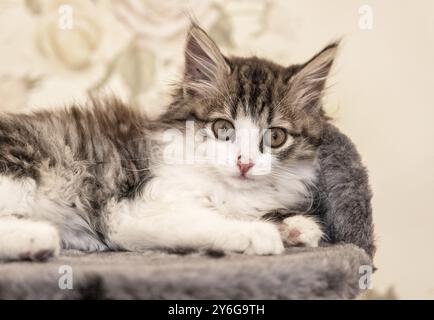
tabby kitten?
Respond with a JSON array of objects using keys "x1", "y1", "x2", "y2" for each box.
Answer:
[{"x1": 0, "y1": 25, "x2": 337, "y2": 261}]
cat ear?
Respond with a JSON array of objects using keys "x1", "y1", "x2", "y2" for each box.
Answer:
[
  {"x1": 183, "y1": 23, "x2": 230, "y2": 94},
  {"x1": 287, "y1": 41, "x2": 339, "y2": 113}
]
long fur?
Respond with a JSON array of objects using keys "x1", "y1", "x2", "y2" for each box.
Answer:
[{"x1": 0, "y1": 24, "x2": 339, "y2": 261}]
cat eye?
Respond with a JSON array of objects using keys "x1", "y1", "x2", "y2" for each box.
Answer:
[
  {"x1": 263, "y1": 127, "x2": 288, "y2": 148},
  {"x1": 212, "y1": 119, "x2": 235, "y2": 141}
]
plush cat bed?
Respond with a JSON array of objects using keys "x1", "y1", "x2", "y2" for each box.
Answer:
[
  {"x1": 0, "y1": 124, "x2": 375, "y2": 299},
  {"x1": 0, "y1": 244, "x2": 370, "y2": 299}
]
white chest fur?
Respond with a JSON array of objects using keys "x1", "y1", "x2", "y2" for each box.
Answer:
[{"x1": 143, "y1": 162, "x2": 317, "y2": 220}]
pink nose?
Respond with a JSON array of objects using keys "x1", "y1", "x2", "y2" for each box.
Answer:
[{"x1": 237, "y1": 159, "x2": 254, "y2": 176}]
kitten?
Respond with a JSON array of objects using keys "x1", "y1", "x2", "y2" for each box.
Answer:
[{"x1": 0, "y1": 24, "x2": 337, "y2": 261}]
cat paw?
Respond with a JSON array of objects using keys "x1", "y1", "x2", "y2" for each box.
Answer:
[
  {"x1": 220, "y1": 222, "x2": 284, "y2": 255},
  {"x1": 18, "y1": 248, "x2": 57, "y2": 262},
  {"x1": 279, "y1": 215, "x2": 323, "y2": 247},
  {"x1": 0, "y1": 219, "x2": 60, "y2": 262}
]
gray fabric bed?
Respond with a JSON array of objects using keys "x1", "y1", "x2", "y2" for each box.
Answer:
[
  {"x1": 0, "y1": 245, "x2": 370, "y2": 299},
  {"x1": 0, "y1": 124, "x2": 375, "y2": 299}
]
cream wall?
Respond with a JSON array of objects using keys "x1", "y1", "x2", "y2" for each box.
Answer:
[
  {"x1": 0, "y1": 0, "x2": 432, "y2": 299},
  {"x1": 287, "y1": 0, "x2": 434, "y2": 299}
]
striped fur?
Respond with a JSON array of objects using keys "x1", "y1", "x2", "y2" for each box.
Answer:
[{"x1": 0, "y1": 24, "x2": 338, "y2": 260}]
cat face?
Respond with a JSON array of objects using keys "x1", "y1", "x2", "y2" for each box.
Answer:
[{"x1": 163, "y1": 24, "x2": 338, "y2": 189}]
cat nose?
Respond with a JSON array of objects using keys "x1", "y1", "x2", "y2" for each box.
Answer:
[{"x1": 237, "y1": 158, "x2": 255, "y2": 176}]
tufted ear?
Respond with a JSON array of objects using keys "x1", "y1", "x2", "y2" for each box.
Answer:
[
  {"x1": 287, "y1": 42, "x2": 339, "y2": 113},
  {"x1": 183, "y1": 23, "x2": 230, "y2": 95}
]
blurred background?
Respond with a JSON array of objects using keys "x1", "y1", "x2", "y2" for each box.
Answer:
[{"x1": 0, "y1": 0, "x2": 433, "y2": 299}]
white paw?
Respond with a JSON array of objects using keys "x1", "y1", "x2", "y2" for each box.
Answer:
[
  {"x1": 219, "y1": 222, "x2": 284, "y2": 255},
  {"x1": 279, "y1": 215, "x2": 323, "y2": 247},
  {"x1": 0, "y1": 218, "x2": 60, "y2": 262}
]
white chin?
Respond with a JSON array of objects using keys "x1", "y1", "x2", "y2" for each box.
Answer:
[{"x1": 223, "y1": 174, "x2": 259, "y2": 189}]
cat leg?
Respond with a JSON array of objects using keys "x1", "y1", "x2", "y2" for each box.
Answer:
[
  {"x1": 0, "y1": 216, "x2": 61, "y2": 261},
  {"x1": 107, "y1": 200, "x2": 284, "y2": 255},
  {"x1": 278, "y1": 215, "x2": 323, "y2": 247},
  {"x1": 0, "y1": 176, "x2": 59, "y2": 261}
]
